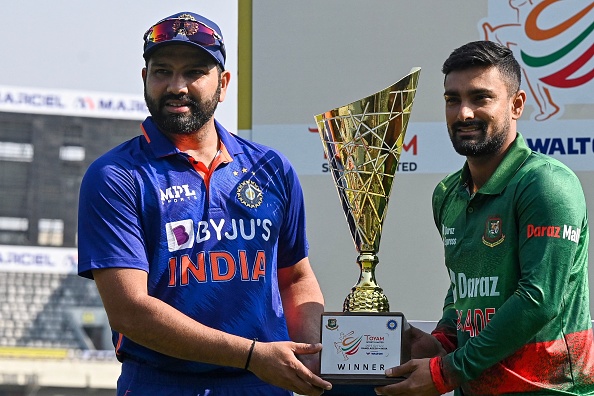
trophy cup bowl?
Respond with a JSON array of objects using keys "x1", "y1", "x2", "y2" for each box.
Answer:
[{"x1": 315, "y1": 67, "x2": 421, "y2": 385}]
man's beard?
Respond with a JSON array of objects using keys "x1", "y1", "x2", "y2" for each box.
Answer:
[
  {"x1": 447, "y1": 117, "x2": 510, "y2": 157},
  {"x1": 145, "y1": 84, "x2": 221, "y2": 135}
]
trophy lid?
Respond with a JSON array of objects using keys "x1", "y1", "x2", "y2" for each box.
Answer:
[{"x1": 314, "y1": 68, "x2": 421, "y2": 254}]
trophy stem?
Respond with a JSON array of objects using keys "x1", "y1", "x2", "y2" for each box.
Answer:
[{"x1": 343, "y1": 252, "x2": 390, "y2": 313}]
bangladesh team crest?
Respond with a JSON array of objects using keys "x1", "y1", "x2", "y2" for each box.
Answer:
[
  {"x1": 236, "y1": 180, "x2": 263, "y2": 208},
  {"x1": 483, "y1": 216, "x2": 505, "y2": 247},
  {"x1": 325, "y1": 318, "x2": 338, "y2": 330}
]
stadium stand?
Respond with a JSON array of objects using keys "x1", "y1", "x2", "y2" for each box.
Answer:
[
  {"x1": 0, "y1": 111, "x2": 140, "y2": 394},
  {"x1": 0, "y1": 272, "x2": 107, "y2": 350},
  {"x1": 0, "y1": 270, "x2": 119, "y2": 395}
]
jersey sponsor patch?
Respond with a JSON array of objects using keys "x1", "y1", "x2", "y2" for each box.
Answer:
[
  {"x1": 526, "y1": 224, "x2": 581, "y2": 244},
  {"x1": 449, "y1": 269, "x2": 501, "y2": 303},
  {"x1": 166, "y1": 220, "x2": 195, "y2": 251},
  {"x1": 165, "y1": 218, "x2": 273, "y2": 252},
  {"x1": 441, "y1": 224, "x2": 457, "y2": 246},
  {"x1": 237, "y1": 180, "x2": 263, "y2": 208},
  {"x1": 160, "y1": 184, "x2": 197, "y2": 204},
  {"x1": 482, "y1": 216, "x2": 505, "y2": 247},
  {"x1": 456, "y1": 307, "x2": 497, "y2": 338}
]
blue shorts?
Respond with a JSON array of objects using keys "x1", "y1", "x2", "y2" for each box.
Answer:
[{"x1": 117, "y1": 360, "x2": 292, "y2": 396}]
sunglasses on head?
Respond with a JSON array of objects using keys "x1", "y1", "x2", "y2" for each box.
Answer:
[{"x1": 144, "y1": 17, "x2": 223, "y2": 47}]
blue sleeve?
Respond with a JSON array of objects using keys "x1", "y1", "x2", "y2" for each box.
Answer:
[
  {"x1": 77, "y1": 155, "x2": 148, "y2": 279},
  {"x1": 276, "y1": 157, "x2": 309, "y2": 268}
]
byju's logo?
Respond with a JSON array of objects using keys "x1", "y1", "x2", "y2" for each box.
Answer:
[{"x1": 166, "y1": 220, "x2": 195, "y2": 252}]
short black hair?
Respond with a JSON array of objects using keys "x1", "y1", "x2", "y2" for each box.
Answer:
[{"x1": 442, "y1": 41, "x2": 522, "y2": 97}]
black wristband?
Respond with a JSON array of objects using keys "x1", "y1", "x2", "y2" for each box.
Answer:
[{"x1": 244, "y1": 338, "x2": 257, "y2": 370}]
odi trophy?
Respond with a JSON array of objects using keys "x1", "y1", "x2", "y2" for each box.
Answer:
[{"x1": 315, "y1": 68, "x2": 421, "y2": 384}]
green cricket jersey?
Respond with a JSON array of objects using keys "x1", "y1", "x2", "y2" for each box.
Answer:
[{"x1": 429, "y1": 133, "x2": 594, "y2": 395}]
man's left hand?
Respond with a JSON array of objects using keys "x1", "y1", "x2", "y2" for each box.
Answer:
[
  {"x1": 298, "y1": 352, "x2": 321, "y2": 375},
  {"x1": 374, "y1": 358, "x2": 440, "y2": 396}
]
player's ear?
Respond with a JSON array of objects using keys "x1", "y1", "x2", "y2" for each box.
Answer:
[
  {"x1": 511, "y1": 90, "x2": 526, "y2": 120},
  {"x1": 218, "y1": 70, "x2": 231, "y2": 103}
]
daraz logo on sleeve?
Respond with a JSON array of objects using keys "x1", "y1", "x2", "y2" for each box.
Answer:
[
  {"x1": 526, "y1": 224, "x2": 581, "y2": 243},
  {"x1": 166, "y1": 220, "x2": 195, "y2": 252}
]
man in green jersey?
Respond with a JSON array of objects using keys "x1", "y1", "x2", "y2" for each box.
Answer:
[{"x1": 376, "y1": 41, "x2": 594, "y2": 396}]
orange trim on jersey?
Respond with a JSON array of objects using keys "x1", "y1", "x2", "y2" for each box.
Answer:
[
  {"x1": 188, "y1": 141, "x2": 233, "y2": 189},
  {"x1": 430, "y1": 356, "x2": 452, "y2": 394},
  {"x1": 218, "y1": 142, "x2": 233, "y2": 163},
  {"x1": 140, "y1": 124, "x2": 151, "y2": 143},
  {"x1": 115, "y1": 332, "x2": 125, "y2": 357}
]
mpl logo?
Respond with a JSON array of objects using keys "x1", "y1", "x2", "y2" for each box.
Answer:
[
  {"x1": 160, "y1": 184, "x2": 197, "y2": 204},
  {"x1": 480, "y1": 0, "x2": 594, "y2": 121}
]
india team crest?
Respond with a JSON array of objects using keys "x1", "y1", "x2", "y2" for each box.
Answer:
[
  {"x1": 236, "y1": 180, "x2": 263, "y2": 208},
  {"x1": 483, "y1": 216, "x2": 505, "y2": 247},
  {"x1": 386, "y1": 319, "x2": 398, "y2": 331}
]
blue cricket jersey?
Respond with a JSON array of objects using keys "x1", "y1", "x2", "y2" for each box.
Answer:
[{"x1": 78, "y1": 117, "x2": 309, "y2": 374}]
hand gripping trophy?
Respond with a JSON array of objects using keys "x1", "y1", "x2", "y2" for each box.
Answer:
[{"x1": 315, "y1": 68, "x2": 421, "y2": 384}]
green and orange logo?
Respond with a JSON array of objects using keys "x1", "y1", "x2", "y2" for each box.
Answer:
[
  {"x1": 334, "y1": 331, "x2": 363, "y2": 360},
  {"x1": 481, "y1": 0, "x2": 593, "y2": 121}
]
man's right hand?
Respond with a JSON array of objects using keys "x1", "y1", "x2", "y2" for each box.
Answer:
[{"x1": 247, "y1": 341, "x2": 332, "y2": 396}]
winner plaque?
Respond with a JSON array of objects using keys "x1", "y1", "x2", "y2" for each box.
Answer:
[{"x1": 314, "y1": 68, "x2": 421, "y2": 385}]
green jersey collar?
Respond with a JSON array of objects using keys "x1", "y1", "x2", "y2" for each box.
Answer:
[{"x1": 459, "y1": 132, "x2": 532, "y2": 195}]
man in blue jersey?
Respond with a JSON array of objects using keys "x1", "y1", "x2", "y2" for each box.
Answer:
[{"x1": 77, "y1": 11, "x2": 332, "y2": 396}]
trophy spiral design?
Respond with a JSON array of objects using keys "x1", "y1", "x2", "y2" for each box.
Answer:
[{"x1": 315, "y1": 68, "x2": 421, "y2": 312}]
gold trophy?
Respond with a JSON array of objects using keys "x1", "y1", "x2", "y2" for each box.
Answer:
[{"x1": 315, "y1": 68, "x2": 421, "y2": 384}]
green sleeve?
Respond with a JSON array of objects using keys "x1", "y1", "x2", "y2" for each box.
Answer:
[
  {"x1": 432, "y1": 284, "x2": 459, "y2": 352},
  {"x1": 432, "y1": 178, "x2": 460, "y2": 350}
]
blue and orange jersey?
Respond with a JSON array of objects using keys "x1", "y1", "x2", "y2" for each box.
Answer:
[{"x1": 78, "y1": 117, "x2": 309, "y2": 373}]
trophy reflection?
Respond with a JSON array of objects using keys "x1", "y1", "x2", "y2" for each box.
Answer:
[
  {"x1": 315, "y1": 68, "x2": 421, "y2": 383},
  {"x1": 315, "y1": 67, "x2": 421, "y2": 312}
]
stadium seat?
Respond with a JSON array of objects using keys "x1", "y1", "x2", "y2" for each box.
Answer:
[{"x1": 0, "y1": 272, "x2": 105, "y2": 350}]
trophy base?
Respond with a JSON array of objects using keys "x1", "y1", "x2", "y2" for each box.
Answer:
[
  {"x1": 320, "y1": 312, "x2": 411, "y2": 387},
  {"x1": 321, "y1": 374, "x2": 406, "y2": 385},
  {"x1": 322, "y1": 376, "x2": 405, "y2": 396}
]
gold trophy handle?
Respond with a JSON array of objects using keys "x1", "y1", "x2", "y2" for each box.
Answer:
[{"x1": 343, "y1": 253, "x2": 390, "y2": 312}]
